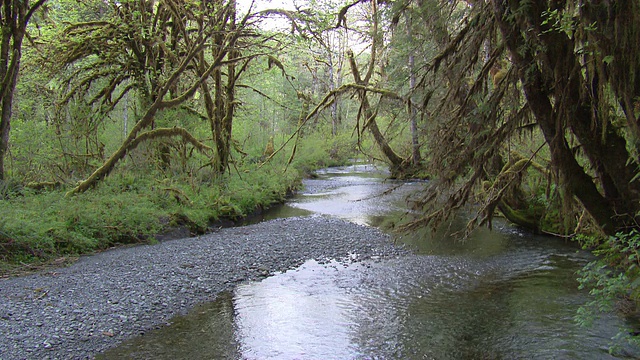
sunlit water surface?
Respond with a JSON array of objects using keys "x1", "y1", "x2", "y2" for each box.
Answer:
[{"x1": 99, "y1": 164, "x2": 640, "y2": 359}]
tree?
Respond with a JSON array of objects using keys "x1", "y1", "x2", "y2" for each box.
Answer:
[
  {"x1": 49, "y1": 0, "x2": 255, "y2": 193},
  {"x1": 338, "y1": 0, "x2": 417, "y2": 176},
  {"x1": 305, "y1": 0, "x2": 349, "y2": 136},
  {"x1": 495, "y1": 0, "x2": 640, "y2": 234},
  {"x1": 199, "y1": 0, "x2": 242, "y2": 173},
  {"x1": 0, "y1": 0, "x2": 47, "y2": 180},
  {"x1": 409, "y1": 0, "x2": 640, "y2": 235},
  {"x1": 405, "y1": 9, "x2": 421, "y2": 166},
  {"x1": 384, "y1": 1, "x2": 429, "y2": 167}
]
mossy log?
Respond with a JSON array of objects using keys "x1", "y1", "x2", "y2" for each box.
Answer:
[
  {"x1": 25, "y1": 181, "x2": 62, "y2": 191},
  {"x1": 497, "y1": 199, "x2": 540, "y2": 233}
]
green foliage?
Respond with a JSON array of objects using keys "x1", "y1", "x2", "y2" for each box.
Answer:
[
  {"x1": 576, "y1": 231, "x2": 640, "y2": 350},
  {"x1": 290, "y1": 131, "x2": 357, "y2": 174},
  {"x1": 0, "y1": 182, "x2": 162, "y2": 264},
  {"x1": 0, "y1": 179, "x2": 24, "y2": 200},
  {"x1": 0, "y1": 159, "x2": 307, "y2": 274},
  {"x1": 8, "y1": 116, "x2": 60, "y2": 181},
  {"x1": 541, "y1": 8, "x2": 576, "y2": 36}
]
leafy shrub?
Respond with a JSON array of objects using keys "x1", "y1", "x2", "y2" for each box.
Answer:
[
  {"x1": 290, "y1": 132, "x2": 356, "y2": 174},
  {"x1": 576, "y1": 230, "x2": 640, "y2": 350},
  {"x1": 0, "y1": 179, "x2": 24, "y2": 200}
]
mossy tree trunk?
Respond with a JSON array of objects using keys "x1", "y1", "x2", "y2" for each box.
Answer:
[
  {"x1": 406, "y1": 9, "x2": 421, "y2": 167},
  {"x1": 345, "y1": 0, "x2": 407, "y2": 175},
  {"x1": 492, "y1": 0, "x2": 640, "y2": 234},
  {"x1": 347, "y1": 50, "x2": 405, "y2": 172},
  {"x1": 199, "y1": 0, "x2": 241, "y2": 174},
  {"x1": 0, "y1": 0, "x2": 47, "y2": 180}
]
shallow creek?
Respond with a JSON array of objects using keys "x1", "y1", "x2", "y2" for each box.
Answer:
[{"x1": 99, "y1": 164, "x2": 640, "y2": 359}]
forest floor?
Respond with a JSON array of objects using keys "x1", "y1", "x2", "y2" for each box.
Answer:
[{"x1": 0, "y1": 216, "x2": 407, "y2": 359}]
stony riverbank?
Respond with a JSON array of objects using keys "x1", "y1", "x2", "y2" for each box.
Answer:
[{"x1": 0, "y1": 216, "x2": 406, "y2": 360}]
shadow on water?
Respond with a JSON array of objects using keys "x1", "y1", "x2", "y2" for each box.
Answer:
[
  {"x1": 99, "y1": 164, "x2": 640, "y2": 359},
  {"x1": 98, "y1": 292, "x2": 240, "y2": 359}
]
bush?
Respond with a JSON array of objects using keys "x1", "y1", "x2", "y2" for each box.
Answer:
[
  {"x1": 0, "y1": 179, "x2": 24, "y2": 200},
  {"x1": 290, "y1": 132, "x2": 357, "y2": 173},
  {"x1": 576, "y1": 230, "x2": 640, "y2": 351}
]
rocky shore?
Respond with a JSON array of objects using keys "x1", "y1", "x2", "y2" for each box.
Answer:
[{"x1": 0, "y1": 216, "x2": 405, "y2": 359}]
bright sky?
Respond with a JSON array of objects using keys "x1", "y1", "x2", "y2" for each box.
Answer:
[
  {"x1": 236, "y1": 0, "x2": 367, "y2": 52},
  {"x1": 239, "y1": 0, "x2": 300, "y2": 12},
  {"x1": 237, "y1": 0, "x2": 303, "y2": 31}
]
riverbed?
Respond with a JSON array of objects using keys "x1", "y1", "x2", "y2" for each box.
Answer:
[
  {"x1": 0, "y1": 169, "x2": 403, "y2": 359},
  {"x1": 98, "y1": 164, "x2": 640, "y2": 359}
]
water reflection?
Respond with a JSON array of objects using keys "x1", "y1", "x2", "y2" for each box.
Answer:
[
  {"x1": 286, "y1": 165, "x2": 422, "y2": 227},
  {"x1": 97, "y1": 292, "x2": 240, "y2": 359},
  {"x1": 230, "y1": 245, "x2": 636, "y2": 359},
  {"x1": 103, "y1": 247, "x2": 638, "y2": 359},
  {"x1": 234, "y1": 260, "x2": 363, "y2": 359}
]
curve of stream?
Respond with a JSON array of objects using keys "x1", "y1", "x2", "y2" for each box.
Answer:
[{"x1": 99, "y1": 164, "x2": 640, "y2": 359}]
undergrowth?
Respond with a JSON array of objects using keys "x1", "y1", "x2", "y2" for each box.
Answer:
[
  {"x1": 576, "y1": 230, "x2": 640, "y2": 352},
  {"x1": 0, "y1": 163, "x2": 301, "y2": 275}
]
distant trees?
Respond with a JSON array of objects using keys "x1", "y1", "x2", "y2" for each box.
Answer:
[{"x1": 332, "y1": 0, "x2": 426, "y2": 176}]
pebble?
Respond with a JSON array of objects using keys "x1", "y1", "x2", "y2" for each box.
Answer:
[{"x1": 0, "y1": 217, "x2": 405, "y2": 359}]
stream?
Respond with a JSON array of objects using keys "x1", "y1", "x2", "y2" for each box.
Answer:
[{"x1": 99, "y1": 164, "x2": 640, "y2": 359}]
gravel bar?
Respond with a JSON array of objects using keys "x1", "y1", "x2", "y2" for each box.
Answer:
[{"x1": 0, "y1": 216, "x2": 406, "y2": 359}]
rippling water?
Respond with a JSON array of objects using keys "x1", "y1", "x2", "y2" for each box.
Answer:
[{"x1": 100, "y1": 164, "x2": 640, "y2": 359}]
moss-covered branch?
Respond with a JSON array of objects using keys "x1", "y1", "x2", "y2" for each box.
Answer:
[
  {"x1": 347, "y1": 49, "x2": 406, "y2": 169},
  {"x1": 127, "y1": 127, "x2": 212, "y2": 154},
  {"x1": 67, "y1": 126, "x2": 210, "y2": 195}
]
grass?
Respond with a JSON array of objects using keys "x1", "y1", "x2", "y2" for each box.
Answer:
[
  {"x1": 0, "y1": 162, "x2": 303, "y2": 276},
  {"x1": 0, "y1": 125, "x2": 361, "y2": 276}
]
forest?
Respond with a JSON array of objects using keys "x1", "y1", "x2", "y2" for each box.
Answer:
[{"x1": 1, "y1": 0, "x2": 640, "y2": 331}]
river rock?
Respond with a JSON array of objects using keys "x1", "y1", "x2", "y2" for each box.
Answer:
[{"x1": 0, "y1": 216, "x2": 405, "y2": 360}]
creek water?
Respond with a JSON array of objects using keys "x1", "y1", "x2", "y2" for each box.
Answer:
[{"x1": 100, "y1": 164, "x2": 640, "y2": 359}]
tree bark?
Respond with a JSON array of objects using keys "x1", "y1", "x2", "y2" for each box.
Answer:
[
  {"x1": 0, "y1": 0, "x2": 46, "y2": 180},
  {"x1": 491, "y1": 0, "x2": 625, "y2": 233},
  {"x1": 208, "y1": 0, "x2": 238, "y2": 174},
  {"x1": 406, "y1": 10, "x2": 421, "y2": 166},
  {"x1": 347, "y1": 50, "x2": 405, "y2": 170}
]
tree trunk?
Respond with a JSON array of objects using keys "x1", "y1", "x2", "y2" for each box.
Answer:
[
  {"x1": 0, "y1": 1, "x2": 44, "y2": 180},
  {"x1": 329, "y1": 57, "x2": 338, "y2": 136},
  {"x1": 347, "y1": 50, "x2": 405, "y2": 171},
  {"x1": 211, "y1": 0, "x2": 237, "y2": 174},
  {"x1": 491, "y1": 0, "x2": 635, "y2": 233},
  {"x1": 406, "y1": 10, "x2": 421, "y2": 166}
]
